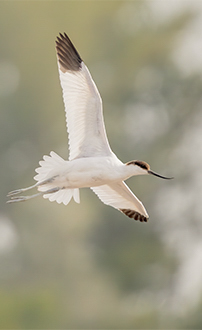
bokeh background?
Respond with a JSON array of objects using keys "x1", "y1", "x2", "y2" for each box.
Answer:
[{"x1": 1, "y1": 1, "x2": 202, "y2": 328}]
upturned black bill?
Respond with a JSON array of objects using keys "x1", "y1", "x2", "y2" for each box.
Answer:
[{"x1": 148, "y1": 170, "x2": 174, "y2": 180}]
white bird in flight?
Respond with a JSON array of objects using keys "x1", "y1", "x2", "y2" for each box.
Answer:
[{"x1": 7, "y1": 33, "x2": 172, "y2": 222}]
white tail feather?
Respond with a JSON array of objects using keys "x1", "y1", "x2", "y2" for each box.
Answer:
[
  {"x1": 73, "y1": 188, "x2": 80, "y2": 203},
  {"x1": 34, "y1": 151, "x2": 65, "y2": 182},
  {"x1": 43, "y1": 188, "x2": 77, "y2": 205},
  {"x1": 34, "y1": 151, "x2": 80, "y2": 205}
]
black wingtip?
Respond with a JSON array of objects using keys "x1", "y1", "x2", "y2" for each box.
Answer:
[
  {"x1": 56, "y1": 33, "x2": 82, "y2": 72},
  {"x1": 120, "y1": 209, "x2": 149, "y2": 222}
]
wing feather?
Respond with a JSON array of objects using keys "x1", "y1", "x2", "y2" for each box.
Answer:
[
  {"x1": 91, "y1": 182, "x2": 149, "y2": 222},
  {"x1": 56, "y1": 33, "x2": 112, "y2": 160}
]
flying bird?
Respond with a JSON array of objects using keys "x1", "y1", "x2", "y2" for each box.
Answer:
[{"x1": 7, "y1": 33, "x2": 172, "y2": 222}]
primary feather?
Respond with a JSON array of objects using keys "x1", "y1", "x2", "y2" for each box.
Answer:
[{"x1": 56, "y1": 33, "x2": 112, "y2": 160}]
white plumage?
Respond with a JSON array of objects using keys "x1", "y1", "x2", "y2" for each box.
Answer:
[
  {"x1": 60, "y1": 63, "x2": 112, "y2": 160},
  {"x1": 7, "y1": 33, "x2": 172, "y2": 222}
]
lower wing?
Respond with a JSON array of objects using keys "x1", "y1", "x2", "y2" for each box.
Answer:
[{"x1": 91, "y1": 181, "x2": 149, "y2": 222}]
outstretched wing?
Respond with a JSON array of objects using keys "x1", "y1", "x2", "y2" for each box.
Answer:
[
  {"x1": 91, "y1": 182, "x2": 149, "y2": 222},
  {"x1": 56, "y1": 33, "x2": 112, "y2": 160}
]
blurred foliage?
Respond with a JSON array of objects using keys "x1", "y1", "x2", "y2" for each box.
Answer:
[{"x1": 1, "y1": 1, "x2": 202, "y2": 329}]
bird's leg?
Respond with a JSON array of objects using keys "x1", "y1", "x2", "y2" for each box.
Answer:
[
  {"x1": 7, "y1": 182, "x2": 39, "y2": 197},
  {"x1": 7, "y1": 192, "x2": 43, "y2": 203},
  {"x1": 7, "y1": 186, "x2": 61, "y2": 203},
  {"x1": 7, "y1": 176, "x2": 59, "y2": 203},
  {"x1": 7, "y1": 175, "x2": 59, "y2": 197}
]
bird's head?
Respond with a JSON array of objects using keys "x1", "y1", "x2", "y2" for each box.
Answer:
[{"x1": 126, "y1": 160, "x2": 173, "y2": 179}]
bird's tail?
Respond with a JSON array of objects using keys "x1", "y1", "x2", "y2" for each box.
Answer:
[{"x1": 7, "y1": 151, "x2": 80, "y2": 205}]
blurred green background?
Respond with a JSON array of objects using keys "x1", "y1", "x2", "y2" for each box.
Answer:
[{"x1": 1, "y1": 1, "x2": 202, "y2": 328}]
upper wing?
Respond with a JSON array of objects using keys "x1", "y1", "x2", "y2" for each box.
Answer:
[
  {"x1": 56, "y1": 33, "x2": 112, "y2": 160},
  {"x1": 91, "y1": 181, "x2": 149, "y2": 222}
]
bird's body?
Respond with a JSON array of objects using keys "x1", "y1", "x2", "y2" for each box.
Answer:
[
  {"x1": 36, "y1": 154, "x2": 146, "y2": 190},
  {"x1": 7, "y1": 33, "x2": 172, "y2": 222},
  {"x1": 44, "y1": 156, "x2": 123, "y2": 189}
]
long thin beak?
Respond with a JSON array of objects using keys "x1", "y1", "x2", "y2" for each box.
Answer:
[{"x1": 148, "y1": 170, "x2": 174, "y2": 180}]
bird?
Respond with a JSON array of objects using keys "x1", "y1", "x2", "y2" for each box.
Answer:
[{"x1": 7, "y1": 33, "x2": 173, "y2": 222}]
